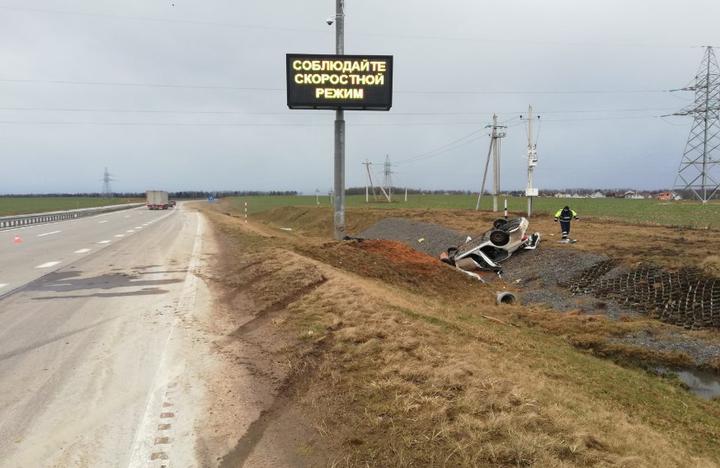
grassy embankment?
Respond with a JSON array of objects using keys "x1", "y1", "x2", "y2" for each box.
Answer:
[
  {"x1": 0, "y1": 197, "x2": 142, "y2": 216},
  {"x1": 202, "y1": 200, "x2": 720, "y2": 467},
  {"x1": 229, "y1": 194, "x2": 720, "y2": 229}
]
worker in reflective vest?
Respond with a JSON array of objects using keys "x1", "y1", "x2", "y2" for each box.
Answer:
[{"x1": 554, "y1": 206, "x2": 579, "y2": 241}]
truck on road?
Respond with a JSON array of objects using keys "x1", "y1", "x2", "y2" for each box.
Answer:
[{"x1": 146, "y1": 190, "x2": 170, "y2": 210}]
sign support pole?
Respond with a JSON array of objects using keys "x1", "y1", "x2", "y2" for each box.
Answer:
[{"x1": 333, "y1": 0, "x2": 346, "y2": 240}]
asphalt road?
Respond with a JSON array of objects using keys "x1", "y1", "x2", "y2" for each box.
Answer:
[{"x1": 0, "y1": 203, "x2": 208, "y2": 467}]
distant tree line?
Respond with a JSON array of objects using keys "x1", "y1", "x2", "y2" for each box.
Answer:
[
  {"x1": 345, "y1": 187, "x2": 475, "y2": 195},
  {"x1": 0, "y1": 191, "x2": 298, "y2": 199}
]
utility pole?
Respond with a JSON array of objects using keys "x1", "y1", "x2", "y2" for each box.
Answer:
[
  {"x1": 315, "y1": 188, "x2": 320, "y2": 206},
  {"x1": 333, "y1": 0, "x2": 346, "y2": 239},
  {"x1": 362, "y1": 159, "x2": 377, "y2": 202},
  {"x1": 492, "y1": 117, "x2": 500, "y2": 212},
  {"x1": 525, "y1": 105, "x2": 539, "y2": 216},
  {"x1": 476, "y1": 114, "x2": 506, "y2": 211},
  {"x1": 672, "y1": 46, "x2": 720, "y2": 203}
]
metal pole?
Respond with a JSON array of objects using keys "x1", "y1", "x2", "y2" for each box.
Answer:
[
  {"x1": 476, "y1": 120, "x2": 495, "y2": 210},
  {"x1": 527, "y1": 105, "x2": 534, "y2": 217},
  {"x1": 492, "y1": 114, "x2": 499, "y2": 212},
  {"x1": 333, "y1": 0, "x2": 346, "y2": 239}
]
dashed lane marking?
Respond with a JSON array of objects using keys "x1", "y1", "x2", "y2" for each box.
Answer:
[
  {"x1": 114, "y1": 234, "x2": 125, "y2": 238},
  {"x1": 99, "y1": 220, "x2": 108, "y2": 224},
  {"x1": 127, "y1": 229, "x2": 135, "y2": 233},
  {"x1": 0, "y1": 283, "x2": 8, "y2": 289},
  {"x1": 37, "y1": 230, "x2": 62, "y2": 237},
  {"x1": 35, "y1": 261, "x2": 61, "y2": 269},
  {"x1": 97, "y1": 240, "x2": 111, "y2": 244},
  {"x1": 74, "y1": 248, "x2": 91, "y2": 254}
]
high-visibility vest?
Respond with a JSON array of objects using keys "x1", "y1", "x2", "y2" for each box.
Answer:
[{"x1": 554, "y1": 208, "x2": 577, "y2": 221}]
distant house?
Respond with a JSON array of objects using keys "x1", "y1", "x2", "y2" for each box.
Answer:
[
  {"x1": 589, "y1": 191, "x2": 606, "y2": 199},
  {"x1": 656, "y1": 191, "x2": 673, "y2": 201},
  {"x1": 554, "y1": 193, "x2": 570, "y2": 198},
  {"x1": 624, "y1": 190, "x2": 644, "y2": 199}
]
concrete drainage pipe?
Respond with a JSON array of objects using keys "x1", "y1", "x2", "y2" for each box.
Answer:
[{"x1": 496, "y1": 291, "x2": 518, "y2": 305}]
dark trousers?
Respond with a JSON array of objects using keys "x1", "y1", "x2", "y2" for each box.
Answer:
[{"x1": 560, "y1": 221, "x2": 571, "y2": 239}]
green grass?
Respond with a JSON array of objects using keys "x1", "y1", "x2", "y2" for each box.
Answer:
[
  {"x1": 0, "y1": 197, "x2": 142, "y2": 216},
  {"x1": 221, "y1": 194, "x2": 720, "y2": 229}
]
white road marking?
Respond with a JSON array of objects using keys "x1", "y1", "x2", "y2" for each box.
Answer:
[
  {"x1": 114, "y1": 234, "x2": 125, "y2": 238},
  {"x1": 0, "y1": 283, "x2": 8, "y2": 289},
  {"x1": 97, "y1": 240, "x2": 111, "y2": 244},
  {"x1": 37, "y1": 230, "x2": 62, "y2": 238},
  {"x1": 36, "y1": 261, "x2": 61, "y2": 269},
  {"x1": 127, "y1": 229, "x2": 135, "y2": 233},
  {"x1": 74, "y1": 248, "x2": 91, "y2": 254},
  {"x1": 99, "y1": 220, "x2": 108, "y2": 224}
]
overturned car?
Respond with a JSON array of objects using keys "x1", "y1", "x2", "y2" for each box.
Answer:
[{"x1": 440, "y1": 217, "x2": 540, "y2": 275}]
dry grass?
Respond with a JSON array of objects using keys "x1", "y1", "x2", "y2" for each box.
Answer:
[
  {"x1": 201, "y1": 205, "x2": 720, "y2": 467},
  {"x1": 249, "y1": 203, "x2": 720, "y2": 273}
]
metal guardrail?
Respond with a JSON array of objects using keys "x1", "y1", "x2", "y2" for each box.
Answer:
[{"x1": 0, "y1": 203, "x2": 144, "y2": 230}]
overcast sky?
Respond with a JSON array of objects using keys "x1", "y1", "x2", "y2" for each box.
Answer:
[{"x1": 0, "y1": 0, "x2": 717, "y2": 194}]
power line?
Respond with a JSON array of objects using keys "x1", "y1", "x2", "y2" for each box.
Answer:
[
  {"x1": 0, "y1": 115, "x2": 663, "y2": 127},
  {"x1": 0, "y1": 78, "x2": 672, "y2": 95},
  {"x1": 0, "y1": 106, "x2": 677, "y2": 115},
  {"x1": 0, "y1": 5, "x2": 327, "y2": 34},
  {"x1": 0, "y1": 78, "x2": 281, "y2": 91},
  {"x1": 394, "y1": 129, "x2": 485, "y2": 164},
  {"x1": 398, "y1": 89, "x2": 669, "y2": 96},
  {"x1": 0, "y1": 5, "x2": 708, "y2": 50}
]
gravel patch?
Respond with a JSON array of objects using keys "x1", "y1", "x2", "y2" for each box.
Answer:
[
  {"x1": 359, "y1": 218, "x2": 631, "y2": 314},
  {"x1": 612, "y1": 331, "x2": 720, "y2": 366},
  {"x1": 499, "y1": 247, "x2": 636, "y2": 317},
  {"x1": 358, "y1": 218, "x2": 469, "y2": 258},
  {"x1": 360, "y1": 216, "x2": 720, "y2": 369}
]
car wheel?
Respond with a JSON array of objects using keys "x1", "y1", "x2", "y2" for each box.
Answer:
[
  {"x1": 489, "y1": 230, "x2": 510, "y2": 246},
  {"x1": 493, "y1": 218, "x2": 508, "y2": 229}
]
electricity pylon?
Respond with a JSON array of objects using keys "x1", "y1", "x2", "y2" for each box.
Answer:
[
  {"x1": 383, "y1": 155, "x2": 393, "y2": 202},
  {"x1": 673, "y1": 46, "x2": 720, "y2": 203},
  {"x1": 102, "y1": 167, "x2": 115, "y2": 198}
]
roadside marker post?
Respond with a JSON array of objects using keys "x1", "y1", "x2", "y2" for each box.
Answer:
[
  {"x1": 244, "y1": 202, "x2": 248, "y2": 224},
  {"x1": 504, "y1": 198, "x2": 508, "y2": 219}
]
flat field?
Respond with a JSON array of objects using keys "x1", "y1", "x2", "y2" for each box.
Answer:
[
  {"x1": 0, "y1": 197, "x2": 142, "y2": 216},
  {"x1": 224, "y1": 194, "x2": 720, "y2": 229}
]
